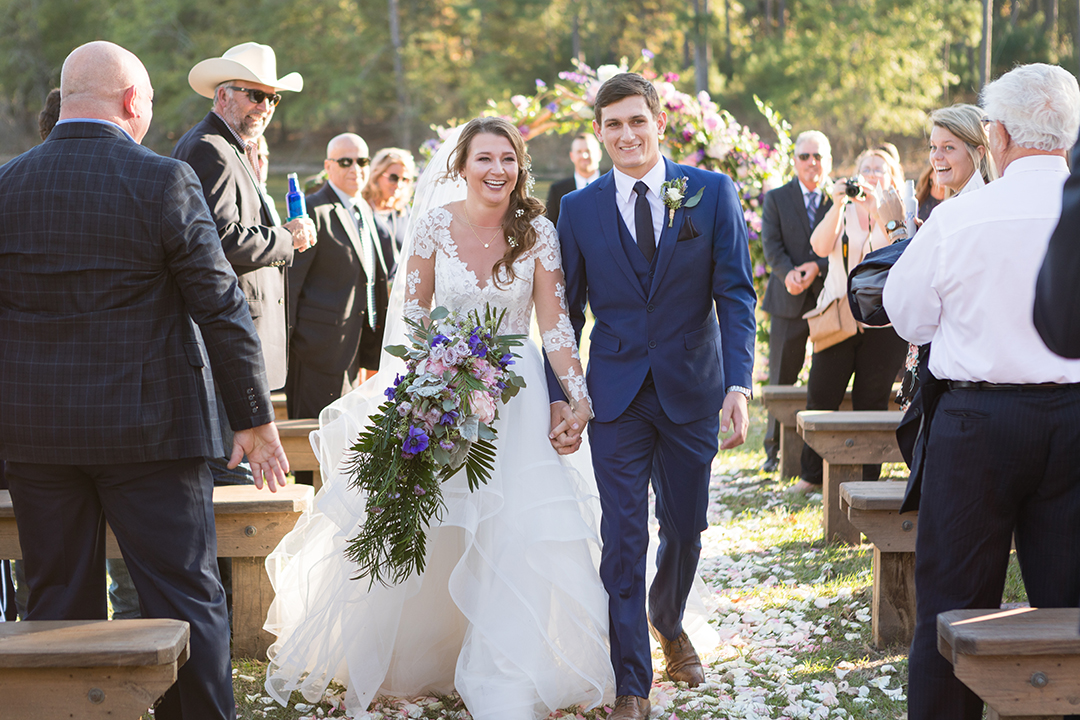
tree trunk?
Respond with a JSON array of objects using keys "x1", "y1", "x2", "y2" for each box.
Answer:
[
  {"x1": 695, "y1": 0, "x2": 711, "y2": 95},
  {"x1": 1011, "y1": 0, "x2": 1020, "y2": 29},
  {"x1": 724, "y1": 0, "x2": 732, "y2": 75},
  {"x1": 942, "y1": 41, "x2": 951, "y2": 104},
  {"x1": 1044, "y1": 0, "x2": 1059, "y2": 38},
  {"x1": 572, "y1": 1, "x2": 582, "y2": 64},
  {"x1": 387, "y1": 0, "x2": 410, "y2": 148},
  {"x1": 779, "y1": 0, "x2": 786, "y2": 34},
  {"x1": 979, "y1": 0, "x2": 993, "y2": 89}
]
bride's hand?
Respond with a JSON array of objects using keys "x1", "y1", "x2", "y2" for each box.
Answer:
[{"x1": 549, "y1": 401, "x2": 584, "y2": 455}]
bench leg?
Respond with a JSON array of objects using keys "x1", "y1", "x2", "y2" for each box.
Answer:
[
  {"x1": 823, "y1": 462, "x2": 862, "y2": 544},
  {"x1": 871, "y1": 547, "x2": 916, "y2": 648},
  {"x1": 231, "y1": 556, "x2": 275, "y2": 660},
  {"x1": 0, "y1": 663, "x2": 178, "y2": 718},
  {"x1": 312, "y1": 468, "x2": 323, "y2": 494},
  {"x1": 780, "y1": 424, "x2": 803, "y2": 479}
]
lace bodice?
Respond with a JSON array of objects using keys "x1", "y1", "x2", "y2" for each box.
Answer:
[{"x1": 403, "y1": 206, "x2": 589, "y2": 415}]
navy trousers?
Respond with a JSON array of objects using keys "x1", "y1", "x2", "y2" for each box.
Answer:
[
  {"x1": 907, "y1": 385, "x2": 1080, "y2": 720},
  {"x1": 7, "y1": 457, "x2": 235, "y2": 720},
  {"x1": 589, "y1": 373, "x2": 719, "y2": 698}
]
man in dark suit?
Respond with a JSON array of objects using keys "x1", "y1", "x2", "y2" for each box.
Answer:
[
  {"x1": 287, "y1": 133, "x2": 392, "y2": 429},
  {"x1": 759, "y1": 131, "x2": 832, "y2": 473},
  {"x1": 0, "y1": 41, "x2": 289, "y2": 719},
  {"x1": 1035, "y1": 131, "x2": 1080, "y2": 358},
  {"x1": 547, "y1": 73, "x2": 756, "y2": 720},
  {"x1": 173, "y1": 42, "x2": 315, "y2": 484},
  {"x1": 545, "y1": 133, "x2": 602, "y2": 227}
]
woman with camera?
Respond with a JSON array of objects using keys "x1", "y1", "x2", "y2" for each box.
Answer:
[{"x1": 792, "y1": 147, "x2": 910, "y2": 494}]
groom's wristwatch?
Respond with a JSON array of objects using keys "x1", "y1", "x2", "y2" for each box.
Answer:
[{"x1": 726, "y1": 385, "x2": 752, "y2": 400}]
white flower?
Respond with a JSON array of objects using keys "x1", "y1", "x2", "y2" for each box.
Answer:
[
  {"x1": 596, "y1": 64, "x2": 624, "y2": 84},
  {"x1": 664, "y1": 186, "x2": 684, "y2": 204}
]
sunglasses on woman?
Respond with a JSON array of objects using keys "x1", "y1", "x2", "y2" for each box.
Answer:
[
  {"x1": 226, "y1": 86, "x2": 282, "y2": 107},
  {"x1": 329, "y1": 157, "x2": 371, "y2": 169},
  {"x1": 383, "y1": 172, "x2": 413, "y2": 184}
]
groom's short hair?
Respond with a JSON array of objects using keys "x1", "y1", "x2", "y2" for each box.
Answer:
[{"x1": 594, "y1": 73, "x2": 661, "y2": 124}]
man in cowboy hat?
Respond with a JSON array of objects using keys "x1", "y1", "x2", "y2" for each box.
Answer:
[{"x1": 173, "y1": 42, "x2": 314, "y2": 488}]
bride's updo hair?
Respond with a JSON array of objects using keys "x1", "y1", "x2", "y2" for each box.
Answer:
[{"x1": 447, "y1": 117, "x2": 546, "y2": 288}]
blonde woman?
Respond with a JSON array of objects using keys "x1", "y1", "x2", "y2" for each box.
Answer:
[
  {"x1": 362, "y1": 147, "x2": 417, "y2": 257},
  {"x1": 928, "y1": 103, "x2": 996, "y2": 199}
]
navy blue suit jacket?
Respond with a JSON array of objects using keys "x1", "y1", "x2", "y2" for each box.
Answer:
[
  {"x1": 548, "y1": 157, "x2": 756, "y2": 424},
  {"x1": 0, "y1": 121, "x2": 273, "y2": 464}
]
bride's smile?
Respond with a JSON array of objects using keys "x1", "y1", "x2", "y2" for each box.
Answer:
[{"x1": 461, "y1": 133, "x2": 518, "y2": 208}]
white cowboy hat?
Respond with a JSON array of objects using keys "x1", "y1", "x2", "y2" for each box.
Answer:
[{"x1": 188, "y1": 42, "x2": 303, "y2": 99}]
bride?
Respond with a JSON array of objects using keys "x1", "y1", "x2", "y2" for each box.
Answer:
[{"x1": 263, "y1": 117, "x2": 616, "y2": 719}]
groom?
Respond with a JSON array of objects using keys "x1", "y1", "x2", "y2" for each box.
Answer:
[{"x1": 547, "y1": 73, "x2": 756, "y2": 719}]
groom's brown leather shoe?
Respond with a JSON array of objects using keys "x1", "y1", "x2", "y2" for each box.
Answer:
[
  {"x1": 610, "y1": 694, "x2": 651, "y2": 720},
  {"x1": 649, "y1": 620, "x2": 705, "y2": 687}
]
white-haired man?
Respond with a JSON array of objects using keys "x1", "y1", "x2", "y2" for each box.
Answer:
[
  {"x1": 759, "y1": 130, "x2": 832, "y2": 475},
  {"x1": 884, "y1": 63, "x2": 1080, "y2": 720}
]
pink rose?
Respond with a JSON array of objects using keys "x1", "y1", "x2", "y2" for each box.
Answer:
[{"x1": 469, "y1": 390, "x2": 497, "y2": 424}]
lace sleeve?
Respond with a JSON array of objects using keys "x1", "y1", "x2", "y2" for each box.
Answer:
[
  {"x1": 532, "y1": 219, "x2": 592, "y2": 419},
  {"x1": 403, "y1": 210, "x2": 437, "y2": 322}
]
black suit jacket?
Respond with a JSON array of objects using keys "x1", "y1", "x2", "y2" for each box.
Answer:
[
  {"x1": 289, "y1": 184, "x2": 392, "y2": 373},
  {"x1": 0, "y1": 121, "x2": 273, "y2": 464},
  {"x1": 1035, "y1": 139, "x2": 1080, "y2": 357},
  {"x1": 760, "y1": 178, "x2": 831, "y2": 319},
  {"x1": 545, "y1": 176, "x2": 577, "y2": 228},
  {"x1": 172, "y1": 112, "x2": 293, "y2": 388}
]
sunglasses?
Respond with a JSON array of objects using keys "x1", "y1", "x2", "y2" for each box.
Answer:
[
  {"x1": 329, "y1": 157, "x2": 370, "y2": 169},
  {"x1": 383, "y1": 172, "x2": 413, "y2": 184},
  {"x1": 226, "y1": 86, "x2": 282, "y2": 107},
  {"x1": 797, "y1": 153, "x2": 823, "y2": 162}
]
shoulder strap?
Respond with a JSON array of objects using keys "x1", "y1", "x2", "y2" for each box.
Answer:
[{"x1": 840, "y1": 210, "x2": 850, "y2": 275}]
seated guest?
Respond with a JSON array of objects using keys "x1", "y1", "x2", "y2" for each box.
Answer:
[
  {"x1": 884, "y1": 63, "x2": 1080, "y2": 720},
  {"x1": 545, "y1": 132, "x2": 602, "y2": 227},
  {"x1": 362, "y1": 147, "x2": 415, "y2": 260}
]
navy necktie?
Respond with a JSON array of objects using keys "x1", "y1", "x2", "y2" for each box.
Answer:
[
  {"x1": 806, "y1": 191, "x2": 819, "y2": 226},
  {"x1": 634, "y1": 181, "x2": 655, "y2": 263}
]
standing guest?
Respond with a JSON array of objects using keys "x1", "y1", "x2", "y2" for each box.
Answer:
[
  {"x1": 286, "y1": 133, "x2": 393, "y2": 482},
  {"x1": 794, "y1": 148, "x2": 909, "y2": 494},
  {"x1": 0, "y1": 41, "x2": 290, "y2": 719},
  {"x1": 38, "y1": 88, "x2": 60, "y2": 141},
  {"x1": 1036, "y1": 137, "x2": 1080, "y2": 358},
  {"x1": 173, "y1": 41, "x2": 315, "y2": 485},
  {"x1": 913, "y1": 164, "x2": 943, "y2": 222},
  {"x1": 362, "y1": 146, "x2": 416, "y2": 259},
  {"x1": 759, "y1": 130, "x2": 832, "y2": 473},
  {"x1": 928, "y1": 103, "x2": 997, "y2": 199},
  {"x1": 884, "y1": 63, "x2": 1080, "y2": 720},
  {"x1": 545, "y1": 133, "x2": 602, "y2": 227}
]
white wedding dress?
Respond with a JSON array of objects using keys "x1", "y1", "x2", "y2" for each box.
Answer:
[{"x1": 263, "y1": 205, "x2": 617, "y2": 719}]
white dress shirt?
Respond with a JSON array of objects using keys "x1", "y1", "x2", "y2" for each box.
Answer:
[
  {"x1": 797, "y1": 179, "x2": 822, "y2": 215},
  {"x1": 884, "y1": 154, "x2": 1080, "y2": 383},
  {"x1": 614, "y1": 160, "x2": 667, "y2": 248},
  {"x1": 575, "y1": 171, "x2": 600, "y2": 190}
]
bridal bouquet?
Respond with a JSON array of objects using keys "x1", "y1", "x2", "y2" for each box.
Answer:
[{"x1": 344, "y1": 305, "x2": 526, "y2": 586}]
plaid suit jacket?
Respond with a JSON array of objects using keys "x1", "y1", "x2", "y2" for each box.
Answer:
[{"x1": 0, "y1": 121, "x2": 274, "y2": 464}]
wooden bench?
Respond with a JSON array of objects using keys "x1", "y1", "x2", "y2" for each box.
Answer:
[
  {"x1": 276, "y1": 418, "x2": 322, "y2": 490},
  {"x1": 840, "y1": 481, "x2": 917, "y2": 648},
  {"x1": 271, "y1": 391, "x2": 288, "y2": 421},
  {"x1": 761, "y1": 386, "x2": 852, "y2": 478},
  {"x1": 796, "y1": 410, "x2": 905, "y2": 544},
  {"x1": 0, "y1": 618, "x2": 189, "y2": 718},
  {"x1": 0, "y1": 483, "x2": 312, "y2": 659},
  {"x1": 939, "y1": 607, "x2": 1080, "y2": 719}
]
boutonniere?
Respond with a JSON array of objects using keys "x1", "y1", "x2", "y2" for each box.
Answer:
[{"x1": 659, "y1": 177, "x2": 705, "y2": 227}]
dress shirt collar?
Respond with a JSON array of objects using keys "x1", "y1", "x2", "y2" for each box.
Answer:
[
  {"x1": 574, "y1": 171, "x2": 600, "y2": 190},
  {"x1": 212, "y1": 111, "x2": 252, "y2": 151},
  {"x1": 1001, "y1": 153, "x2": 1068, "y2": 178},
  {"x1": 327, "y1": 179, "x2": 360, "y2": 209},
  {"x1": 797, "y1": 178, "x2": 822, "y2": 199},
  {"x1": 955, "y1": 170, "x2": 985, "y2": 197},
  {"x1": 54, "y1": 118, "x2": 136, "y2": 144},
  {"x1": 613, "y1": 158, "x2": 667, "y2": 206}
]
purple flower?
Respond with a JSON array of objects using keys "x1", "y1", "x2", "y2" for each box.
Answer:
[
  {"x1": 642, "y1": 48, "x2": 655, "y2": 60},
  {"x1": 499, "y1": 353, "x2": 515, "y2": 367},
  {"x1": 438, "y1": 410, "x2": 459, "y2": 426},
  {"x1": 431, "y1": 333, "x2": 449, "y2": 346},
  {"x1": 413, "y1": 484, "x2": 426, "y2": 496},
  {"x1": 384, "y1": 372, "x2": 405, "y2": 399},
  {"x1": 468, "y1": 333, "x2": 488, "y2": 358},
  {"x1": 535, "y1": 78, "x2": 547, "y2": 88},
  {"x1": 370, "y1": 506, "x2": 383, "y2": 515},
  {"x1": 545, "y1": 102, "x2": 558, "y2": 112},
  {"x1": 402, "y1": 426, "x2": 429, "y2": 455},
  {"x1": 439, "y1": 439, "x2": 455, "y2": 451}
]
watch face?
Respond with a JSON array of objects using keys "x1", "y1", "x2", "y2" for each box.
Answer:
[{"x1": 886, "y1": 220, "x2": 900, "y2": 231}]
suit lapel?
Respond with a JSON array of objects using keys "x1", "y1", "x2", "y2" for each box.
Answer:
[
  {"x1": 648, "y1": 158, "x2": 686, "y2": 299},
  {"x1": 332, "y1": 201, "x2": 367, "y2": 276},
  {"x1": 227, "y1": 142, "x2": 276, "y2": 225},
  {"x1": 789, "y1": 180, "x2": 813, "y2": 238},
  {"x1": 594, "y1": 173, "x2": 646, "y2": 300}
]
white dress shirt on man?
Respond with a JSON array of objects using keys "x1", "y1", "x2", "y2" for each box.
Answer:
[
  {"x1": 614, "y1": 160, "x2": 667, "y2": 248},
  {"x1": 884, "y1": 155, "x2": 1080, "y2": 383}
]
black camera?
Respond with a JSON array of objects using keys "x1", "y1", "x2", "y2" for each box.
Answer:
[{"x1": 844, "y1": 178, "x2": 864, "y2": 199}]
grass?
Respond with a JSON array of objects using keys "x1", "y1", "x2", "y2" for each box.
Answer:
[{"x1": 139, "y1": 398, "x2": 1027, "y2": 720}]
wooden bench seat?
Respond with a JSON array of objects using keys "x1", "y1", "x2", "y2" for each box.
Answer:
[
  {"x1": 0, "y1": 618, "x2": 188, "y2": 718},
  {"x1": 761, "y1": 386, "x2": 852, "y2": 478},
  {"x1": 271, "y1": 391, "x2": 288, "y2": 421},
  {"x1": 797, "y1": 410, "x2": 905, "y2": 544},
  {"x1": 939, "y1": 607, "x2": 1080, "y2": 719},
  {"x1": 840, "y1": 481, "x2": 917, "y2": 648},
  {"x1": 0, "y1": 483, "x2": 312, "y2": 659},
  {"x1": 276, "y1": 418, "x2": 322, "y2": 489}
]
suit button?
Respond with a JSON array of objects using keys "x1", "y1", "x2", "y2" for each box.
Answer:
[
  {"x1": 647, "y1": 304, "x2": 655, "y2": 312},
  {"x1": 648, "y1": 271, "x2": 654, "y2": 278},
  {"x1": 649, "y1": 340, "x2": 657, "y2": 349},
  {"x1": 250, "y1": 401, "x2": 257, "y2": 407}
]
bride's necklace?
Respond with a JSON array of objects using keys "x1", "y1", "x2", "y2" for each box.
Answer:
[{"x1": 462, "y1": 204, "x2": 502, "y2": 249}]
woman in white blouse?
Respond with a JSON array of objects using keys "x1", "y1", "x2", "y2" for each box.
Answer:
[
  {"x1": 794, "y1": 147, "x2": 910, "y2": 493},
  {"x1": 928, "y1": 103, "x2": 996, "y2": 201}
]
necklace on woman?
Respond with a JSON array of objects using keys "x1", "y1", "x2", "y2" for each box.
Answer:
[{"x1": 462, "y1": 204, "x2": 502, "y2": 249}]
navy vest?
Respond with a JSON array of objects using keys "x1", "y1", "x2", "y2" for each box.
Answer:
[{"x1": 616, "y1": 213, "x2": 658, "y2": 295}]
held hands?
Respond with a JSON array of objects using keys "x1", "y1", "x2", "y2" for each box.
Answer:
[
  {"x1": 230, "y1": 422, "x2": 290, "y2": 491},
  {"x1": 285, "y1": 217, "x2": 317, "y2": 252},
  {"x1": 549, "y1": 401, "x2": 587, "y2": 455},
  {"x1": 784, "y1": 261, "x2": 821, "y2": 296},
  {"x1": 720, "y1": 390, "x2": 749, "y2": 450}
]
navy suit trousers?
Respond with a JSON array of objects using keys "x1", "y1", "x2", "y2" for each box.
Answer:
[
  {"x1": 907, "y1": 385, "x2": 1080, "y2": 720},
  {"x1": 588, "y1": 374, "x2": 719, "y2": 697},
  {"x1": 7, "y1": 458, "x2": 235, "y2": 720}
]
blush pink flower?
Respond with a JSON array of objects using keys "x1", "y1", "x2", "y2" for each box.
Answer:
[{"x1": 469, "y1": 390, "x2": 497, "y2": 424}]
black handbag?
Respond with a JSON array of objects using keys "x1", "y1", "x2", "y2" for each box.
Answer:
[{"x1": 846, "y1": 237, "x2": 911, "y2": 326}]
